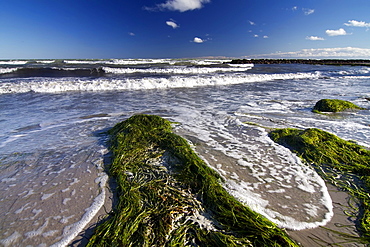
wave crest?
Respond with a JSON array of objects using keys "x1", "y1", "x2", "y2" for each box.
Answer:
[{"x1": 0, "y1": 72, "x2": 321, "y2": 94}]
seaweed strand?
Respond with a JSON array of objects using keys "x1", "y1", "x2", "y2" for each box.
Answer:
[
  {"x1": 269, "y1": 128, "x2": 370, "y2": 243},
  {"x1": 87, "y1": 114, "x2": 298, "y2": 246}
]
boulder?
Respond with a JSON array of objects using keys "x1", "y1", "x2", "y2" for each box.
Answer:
[{"x1": 313, "y1": 99, "x2": 365, "y2": 113}]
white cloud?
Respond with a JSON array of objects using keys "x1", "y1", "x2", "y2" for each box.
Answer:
[
  {"x1": 303, "y1": 8, "x2": 315, "y2": 15},
  {"x1": 249, "y1": 20, "x2": 256, "y2": 25},
  {"x1": 263, "y1": 35, "x2": 269, "y2": 39},
  {"x1": 306, "y1": 36, "x2": 324, "y2": 41},
  {"x1": 128, "y1": 32, "x2": 135, "y2": 36},
  {"x1": 344, "y1": 20, "x2": 370, "y2": 28},
  {"x1": 325, "y1": 28, "x2": 348, "y2": 36},
  {"x1": 253, "y1": 34, "x2": 259, "y2": 38},
  {"x1": 166, "y1": 20, "x2": 179, "y2": 29},
  {"x1": 157, "y1": 0, "x2": 210, "y2": 12},
  {"x1": 245, "y1": 47, "x2": 370, "y2": 59},
  {"x1": 193, "y1": 37, "x2": 204, "y2": 43}
]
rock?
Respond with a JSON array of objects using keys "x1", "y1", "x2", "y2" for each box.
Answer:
[{"x1": 313, "y1": 99, "x2": 365, "y2": 113}]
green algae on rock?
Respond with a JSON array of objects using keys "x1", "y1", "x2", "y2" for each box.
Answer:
[
  {"x1": 313, "y1": 99, "x2": 365, "y2": 113},
  {"x1": 269, "y1": 128, "x2": 370, "y2": 243},
  {"x1": 87, "y1": 114, "x2": 298, "y2": 247}
]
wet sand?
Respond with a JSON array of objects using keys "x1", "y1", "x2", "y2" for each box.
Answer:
[
  {"x1": 0, "y1": 149, "x2": 112, "y2": 247},
  {"x1": 288, "y1": 183, "x2": 364, "y2": 247},
  {"x1": 70, "y1": 187, "x2": 114, "y2": 246}
]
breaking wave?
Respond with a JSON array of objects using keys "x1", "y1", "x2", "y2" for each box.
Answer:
[
  {"x1": 102, "y1": 66, "x2": 253, "y2": 75},
  {"x1": 0, "y1": 72, "x2": 321, "y2": 94}
]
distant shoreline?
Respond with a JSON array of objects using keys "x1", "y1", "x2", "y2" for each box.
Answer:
[{"x1": 227, "y1": 59, "x2": 370, "y2": 66}]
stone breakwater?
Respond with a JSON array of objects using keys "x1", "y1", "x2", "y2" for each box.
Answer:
[{"x1": 227, "y1": 59, "x2": 370, "y2": 66}]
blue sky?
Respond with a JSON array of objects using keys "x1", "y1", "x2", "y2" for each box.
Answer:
[{"x1": 1, "y1": 0, "x2": 370, "y2": 59}]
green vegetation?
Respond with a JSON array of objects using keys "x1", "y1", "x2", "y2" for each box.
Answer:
[
  {"x1": 87, "y1": 114, "x2": 298, "y2": 247},
  {"x1": 312, "y1": 99, "x2": 365, "y2": 113},
  {"x1": 269, "y1": 128, "x2": 370, "y2": 242}
]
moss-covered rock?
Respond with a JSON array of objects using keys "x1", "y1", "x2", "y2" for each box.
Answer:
[
  {"x1": 88, "y1": 114, "x2": 298, "y2": 247},
  {"x1": 313, "y1": 99, "x2": 365, "y2": 113},
  {"x1": 269, "y1": 128, "x2": 370, "y2": 242}
]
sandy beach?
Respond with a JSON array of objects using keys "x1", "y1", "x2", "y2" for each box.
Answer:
[{"x1": 0, "y1": 148, "x2": 112, "y2": 247}]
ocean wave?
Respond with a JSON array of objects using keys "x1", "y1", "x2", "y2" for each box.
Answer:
[
  {"x1": 337, "y1": 67, "x2": 370, "y2": 75},
  {"x1": 0, "y1": 68, "x2": 18, "y2": 74},
  {"x1": 0, "y1": 67, "x2": 105, "y2": 78},
  {"x1": 0, "y1": 72, "x2": 321, "y2": 94},
  {"x1": 0, "y1": 60, "x2": 28, "y2": 65},
  {"x1": 106, "y1": 58, "x2": 172, "y2": 65},
  {"x1": 105, "y1": 58, "x2": 230, "y2": 66},
  {"x1": 179, "y1": 59, "x2": 230, "y2": 65},
  {"x1": 228, "y1": 63, "x2": 255, "y2": 68},
  {"x1": 63, "y1": 60, "x2": 104, "y2": 64},
  {"x1": 102, "y1": 65, "x2": 253, "y2": 75},
  {"x1": 0, "y1": 64, "x2": 253, "y2": 78},
  {"x1": 341, "y1": 75, "x2": 370, "y2": 79},
  {"x1": 36, "y1": 60, "x2": 55, "y2": 64}
]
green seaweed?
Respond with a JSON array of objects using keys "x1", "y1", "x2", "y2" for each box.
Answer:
[
  {"x1": 269, "y1": 128, "x2": 370, "y2": 242},
  {"x1": 87, "y1": 114, "x2": 298, "y2": 246},
  {"x1": 312, "y1": 99, "x2": 365, "y2": 113}
]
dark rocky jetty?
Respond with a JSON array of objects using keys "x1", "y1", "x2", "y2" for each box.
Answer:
[{"x1": 226, "y1": 59, "x2": 370, "y2": 66}]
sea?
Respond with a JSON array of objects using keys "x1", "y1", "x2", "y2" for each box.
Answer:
[{"x1": 0, "y1": 58, "x2": 369, "y2": 246}]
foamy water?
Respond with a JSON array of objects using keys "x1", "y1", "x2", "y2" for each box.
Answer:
[
  {"x1": 0, "y1": 72, "x2": 321, "y2": 94},
  {"x1": 0, "y1": 59, "x2": 369, "y2": 245}
]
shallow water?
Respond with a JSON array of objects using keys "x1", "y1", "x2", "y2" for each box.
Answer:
[{"x1": 0, "y1": 59, "x2": 369, "y2": 245}]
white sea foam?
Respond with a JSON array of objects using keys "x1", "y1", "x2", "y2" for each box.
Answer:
[
  {"x1": 62, "y1": 198, "x2": 71, "y2": 205},
  {"x1": 25, "y1": 218, "x2": 49, "y2": 238},
  {"x1": 36, "y1": 60, "x2": 55, "y2": 64},
  {"x1": 228, "y1": 63, "x2": 255, "y2": 67},
  {"x1": 102, "y1": 66, "x2": 253, "y2": 74},
  {"x1": 184, "y1": 59, "x2": 230, "y2": 65},
  {"x1": 343, "y1": 75, "x2": 370, "y2": 79},
  {"x1": 50, "y1": 174, "x2": 108, "y2": 247},
  {"x1": 0, "y1": 68, "x2": 18, "y2": 74},
  {"x1": 59, "y1": 215, "x2": 75, "y2": 224},
  {"x1": 63, "y1": 60, "x2": 103, "y2": 64},
  {"x1": 42, "y1": 230, "x2": 59, "y2": 238},
  {"x1": 0, "y1": 71, "x2": 321, "y2": 94},
  {"x1": 1, "y1": 177, "x2": 16, "y2": 183},
  {"x1": 69, "y1": 178, "x2": 80, "y2": 186},
  {"x1": 15, "y1": 203, "x2": 31, "y2": 214},
  {"x1": 337, "y1": 67, "x2": 370, "y2": 75},
  {"x1": 52, "y1": 67, "x2": 81, "y2": 71},
  {"x1": 106, "y1": 58, "x2": 172, "y2": 65},
  {"x1": 179, "y1": 114, "x2": 334, "y2": 230},
  {"x1": 0, "y1": 231, "x2": 22, "y2": 247},
  {"x1": 0, "y1": 60, "x2": 28, "y2": 65},
  {"x1": 105, "y1": 58, "x2": 231, "y2": 66},
  {"x1": 226, "y1": 140, "x2": 334, "y2": 229},
  {"x1": 41, "y1": 193, "x2": 55, "y2": 200}
]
